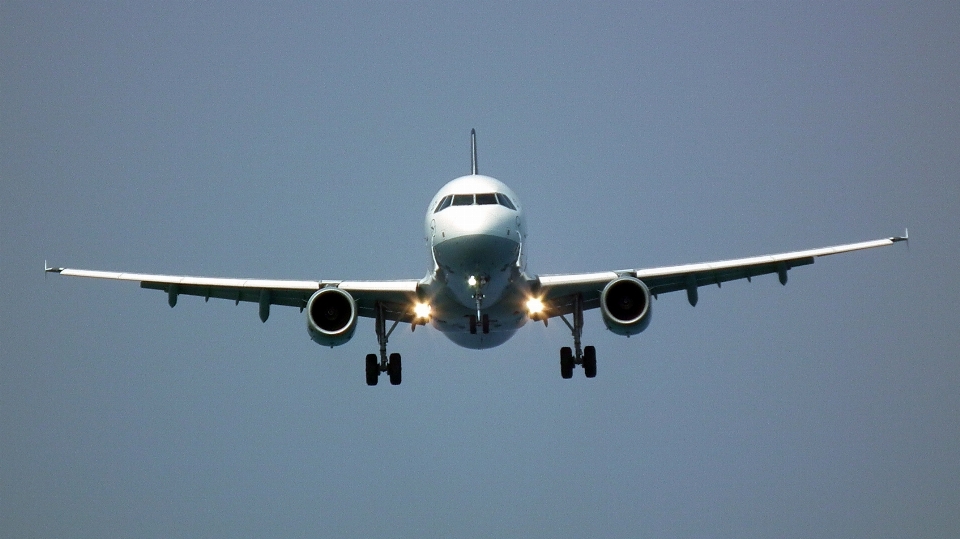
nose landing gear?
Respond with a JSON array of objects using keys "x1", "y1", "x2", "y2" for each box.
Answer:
[
  {"x1": 467, "y1": 274, "x2": 491, "y2": 335},
  {"x1": 468, "y1": 314, "x2": 490, "y2": 335}
]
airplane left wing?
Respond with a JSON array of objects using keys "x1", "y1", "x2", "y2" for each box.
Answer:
[
  {"x1": 533, "y1": 233, "x2": 908, "y2": 316},
  {"x1": 44, "y1": 266, "x2": 422, "y2": 322}
]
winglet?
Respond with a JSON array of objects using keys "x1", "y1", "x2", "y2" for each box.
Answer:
[
  {"x1": 44, "y1": 260, "x2": 61, "y2": 279},
  {"x1": 892, "y1": 228, "x2": 909, "y2": 244},
  {"x1": 470, "y1": 128, "x2": 478, "y2": 175}
]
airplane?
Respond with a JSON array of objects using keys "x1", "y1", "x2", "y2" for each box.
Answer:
[{"x1": 46, "y1": 129, "x2": 907, "y2": 385}]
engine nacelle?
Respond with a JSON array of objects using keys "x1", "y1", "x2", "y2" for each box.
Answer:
[
  {"x1": 600, "y1": 276, "x2": 652, "y2": 336},
  {"x1": 306, "y1": 287, "x2": 358, "y2": 347}
]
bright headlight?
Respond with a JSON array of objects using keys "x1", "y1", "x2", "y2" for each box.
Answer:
[
  {"x1": 526, "y1": 297, "x2": 545, "y2": 315},
  {"x1": 413, "y1": 302, "x2": 432, "y2": 320}
]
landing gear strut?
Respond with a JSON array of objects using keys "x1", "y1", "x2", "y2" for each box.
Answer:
[
  {"x1": 367, "y1": 302, "x2": 402, "y2": 386},
  {"x1": 468, "y1": 275, "x2": 490, "y2": 335},
  {"x1": 557, "y1": 293, "x2": 597, "y2": 379}
]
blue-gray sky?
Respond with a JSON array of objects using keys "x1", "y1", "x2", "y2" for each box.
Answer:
[{"x1": 3, "y1": 2, "x2": 959, "y2": 537}]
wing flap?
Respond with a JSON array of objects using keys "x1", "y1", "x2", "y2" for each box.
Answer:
[
  {"x1": 139, "y1": 281, "x2": 313, "y2": 308},
  {"x1": 641, "y1": 257, "x2": 815, "y2": 296}
]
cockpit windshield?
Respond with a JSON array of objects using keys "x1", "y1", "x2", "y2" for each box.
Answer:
[
  {"x1": 434, "y1": 196, "x2": 452, "y2": 213},
  {"x1": 475, "y1": 193, "x2": 498, "y2": 205},
  {"x1": 434, "y1": 193, "x2": 517, "y2": 213},
  {"x1": 452, "y1": 194, "x2": 474, "y2": 206},
  {"x1": 496, "y1": 193, "x2": 516, "y2": 210}
]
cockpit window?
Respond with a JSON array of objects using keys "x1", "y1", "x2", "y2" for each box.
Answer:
[
  {"x1": 496, "y1": 193, "x2": 516, "y2": 210},
  {"x1": 434, "y1": 192, "x2": 518, "y2": 212},
  {"x1": 475, "y1": 193, "x2": 498, "y2": 205},
  {"x1": 434, "y1": 195, "x2": 452, "y2": 213},
  {"x1": 451, "y1": 194, "x2": 474, "y2": 206}
]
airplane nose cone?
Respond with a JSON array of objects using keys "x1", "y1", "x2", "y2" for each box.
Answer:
[{"x1": 433, "y1": 234, "x2": 520, "y2": 277}]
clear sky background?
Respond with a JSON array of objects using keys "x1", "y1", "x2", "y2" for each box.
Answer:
[{"x1": 3, "y1": 2, "x2": 959, "y2": 537}]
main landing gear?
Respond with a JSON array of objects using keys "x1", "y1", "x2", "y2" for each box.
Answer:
[
  {"x1": 557, "y1": 294, "x2": 597, "y2": 379},
  {"x1": 366, "y1": 302, "x2": 402, "y2": 386}
]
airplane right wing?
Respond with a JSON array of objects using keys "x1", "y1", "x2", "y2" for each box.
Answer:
[{"x1": 533, "y1": 232, "x2": 908, "y2": 317}]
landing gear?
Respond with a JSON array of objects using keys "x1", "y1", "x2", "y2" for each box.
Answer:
[
  {"x1": 560, "y1": 347, "x2": 574, "y2": 379},
  {"x1": 468, "y1": 314, "x2": 490, "y2": 335},
  {"x1": 365, "y1": 353, "x2": 379, "y2": 386},
  {"x1": 557, "y1": 294, "x2": 597, "y2": 379},
  {"x1": 388, "y1": 353, "x2": 402, "y2": 386},
  {"x1": 583, "y1": 345, "x2": 597, "y2": 378},
  {"x1": 468, "y1": 276, "x2": 490, "y2": 335},
  {"x1": 366, "y1": 302, "x2": 403, "y2": 386}
]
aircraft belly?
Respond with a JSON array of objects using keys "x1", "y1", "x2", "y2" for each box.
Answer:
[
  {"x1": 427, "y1": 284, "x2": 528, "y2": 350},
  {"x1": 442, "y1": 329, "x2": 517, "y2": 349}
]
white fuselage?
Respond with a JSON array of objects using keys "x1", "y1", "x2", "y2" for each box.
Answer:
[{"x1": 421, "y1": 175, "x2": 531, "y2": 349}]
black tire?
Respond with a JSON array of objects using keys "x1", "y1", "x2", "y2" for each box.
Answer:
[
  {"x1": 469, "y1": 316, "x2": 477, "y2": 335},
  {"x1": 560, "y1": 347, "x2": 574, "y2": 379},
  {"x1": 482, "y1": 314, "x2": 490, "y2": 334},
  {"x1": 388, "y1": 352, "x2": 402, "y2": 385},
  {"x1": 365, "y1": 353, "x2": 379, "y2": 386},
  {"x1": 583, "y1": 345, "x2": 597, "y2": 378}
]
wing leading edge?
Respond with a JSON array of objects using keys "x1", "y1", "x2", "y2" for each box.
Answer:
[
  {"x1": 45, "y1": 233, "x2": 906, "y2": 324},
  {"x1": 534, "y1": 233, "x2": 907, "y2": 316},
  {"x1": 44, "y1": 266, "x2": 421, "y2": 322}
]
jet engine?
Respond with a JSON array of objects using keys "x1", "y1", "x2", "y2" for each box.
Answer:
[
  {"x1": 306, "y1": 287, "x2": 358, "y2": 347},
  {"x1": 600, "y1": 276, "x2": 652, "y2": 336}
]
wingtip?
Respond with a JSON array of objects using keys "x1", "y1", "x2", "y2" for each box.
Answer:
[{"x1": 891, "y1": 228, "x2": 909, "y2": 243}]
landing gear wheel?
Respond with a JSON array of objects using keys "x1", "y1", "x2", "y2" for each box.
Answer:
[
  {"x1": 560, "y1": 346, "x2": 574, "y2": 379},
  {"x1": 365, "y1": 353, "x2": 379, "y2": 386},
  {"x1": 469, "y1": 316, "x2": 477, "y2": 335},
  {"x1": 388, "y1": 352, "x2": 402, "y2": 385},
  {"x1": 583, "y1": 345, "x2": 597, "y2": 378}
]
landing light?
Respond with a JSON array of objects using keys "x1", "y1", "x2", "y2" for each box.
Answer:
[
  {"x1": 526, "y1": 297, "x2": 545, "y2": 316},
  {"x1": 413, "y1": 302, "x2": 432, "y2": 320},
  {"x1": 467, "y1": 275, "x2": 477, "y2": 287}
]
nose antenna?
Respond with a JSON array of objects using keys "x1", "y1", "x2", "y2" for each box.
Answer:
[{"x1": 471, "y1": 128, "x2": 478, "y2": 175}]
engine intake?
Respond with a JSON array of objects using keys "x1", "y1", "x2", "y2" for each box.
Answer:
[
  {"x1": 600, "y1": 276, "x2": 652, "y2": 336},
  {"x1": 306, "y1": 287, "x2": 358, "y2": 347}
]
